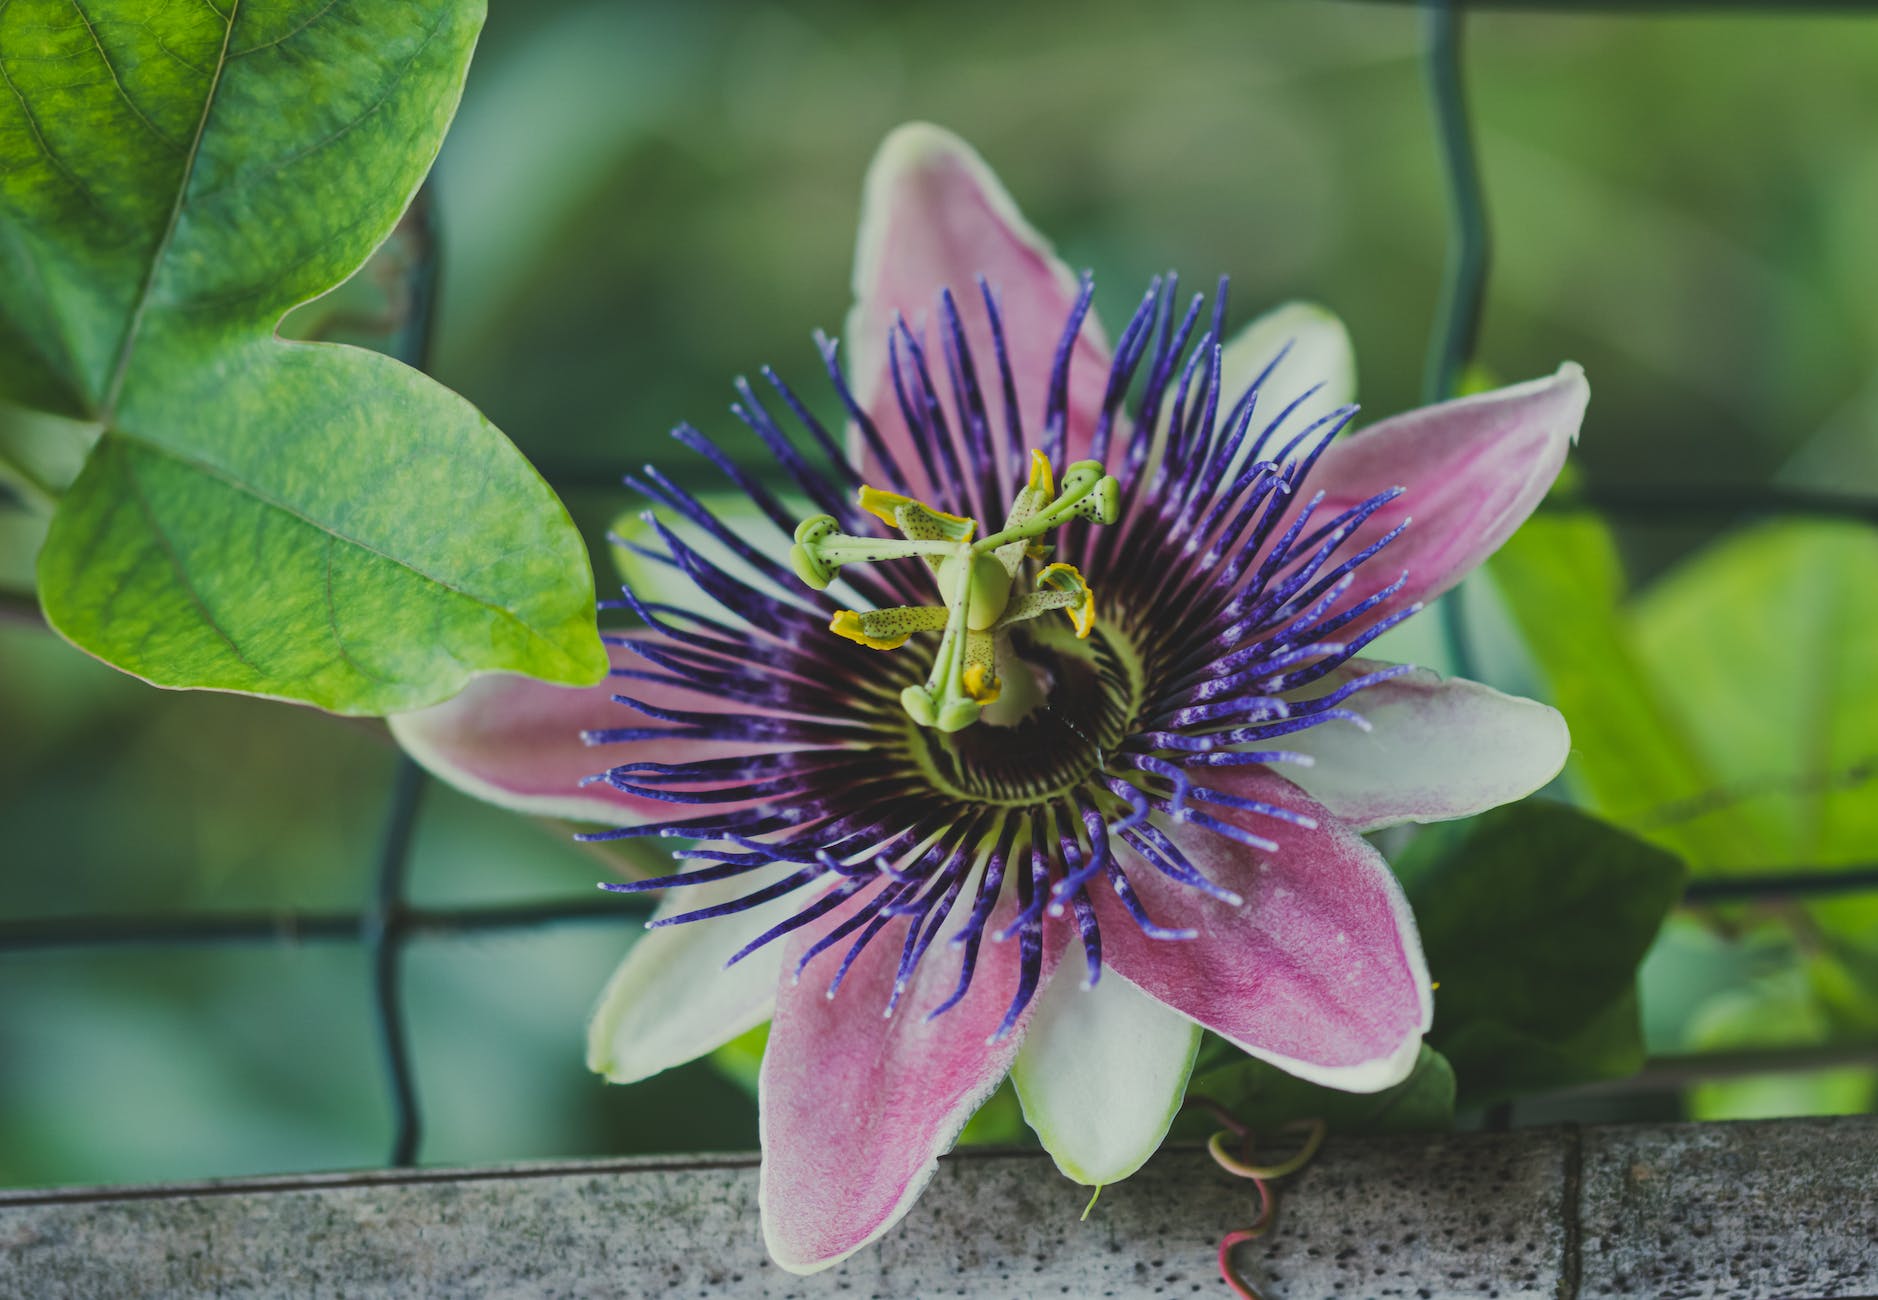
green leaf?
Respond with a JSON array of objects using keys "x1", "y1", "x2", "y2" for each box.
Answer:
[
  {"x1": 1495, "y1": 509, "x2": 1878, "y2": 1053},
  {"x1": 1436, "y1": 990, "x2": 1645, "y2": 1103},
  {"x1": 1183, "y1": 1045, "x2": 1455, "y2": 1137},
  {"x1": 1691, "y1": 1068, "x2": 1878, "y2": 1121},
  {"x1": 1630, "y1": 520, "x2": 1878, "y2": 870},
  {"x1": 707, "y1": 1022, "x2": 768, "y2": 1098},
  {"x1": 1394, "y1": 801, "x2": 1687, "y2": 1105},
  {"x1": 0, "y1": 0, "x2": 607, "y2": 713},
  {"x1": 1484, "y1": 509, "x2": 1769, "y2": 869},
  {"x1": 1631, "y1": 521, "x2": 1878, "y2": 1025}
]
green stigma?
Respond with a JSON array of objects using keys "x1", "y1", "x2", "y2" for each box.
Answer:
[{"x1": 788, "y1": 451, "x2": 1120, "y2": 732}]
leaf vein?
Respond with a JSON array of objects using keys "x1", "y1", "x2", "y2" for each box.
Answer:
[
  {"x1": 142, "y1": 23, "x2": 213, "y2": 77},
  {"x1": 227, "y1": 0, "x2": 339, "y2": 60},
  {"x1": 189, "y1": 5, "x2": 447, "y2": 207},
  {"x1": 323, "y1": 532, "x2": 402, "y2": 686},
  {"x1": 119, "y1": 441, "x2": 260, "y2": 674},
  {"x1": 0, "y1": 207, "x2": 87, "y2": 398},
  {"x1": 162, "y1": 204, "x2": 376, "y2": 315},
  {"x1": 66, "y1": 0, "x2": 188, "y2": 154},
  {"x1": 0, "y1": 50, "x2": 105, "y2": 215},
  {"x1": 97, "y1": 0, "x2": 240, "y2": 421},
  {"x1": 121, "y1": 430, "x2": 572, "y2": 660}
]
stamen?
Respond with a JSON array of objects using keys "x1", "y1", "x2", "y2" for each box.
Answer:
[
  {"x1": 829, "y1": 606, "x2": 949, "y2": 651},
  {"x1": 786, "y1": 446, "x2": 1119, "y2": 731}
]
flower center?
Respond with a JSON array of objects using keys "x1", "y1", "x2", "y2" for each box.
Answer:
[
  {"x1": 789, "y1": 450, "x2": 1121, "y2": 733},
  {"x1": 907, "y1": 623, "x2": 1143, "y2": 806},
  {"x1": 587, "y1": 269, "x2": 1432, "y2": 1038}
]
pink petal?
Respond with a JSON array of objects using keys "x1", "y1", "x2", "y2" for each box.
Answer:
[
  {"x1": 759, "y1": 880, "x2": 1064, "y2": 1273},
  {"x1": 845, "y1": 123, "x2": 1111, "y2": 488},
  {"x1": 1096, "y1": 768, "x2": 1431, "y2": 1091},
  {"x1": 1308, "y1": 363, "x2": 1588, "y2": 612},
  {"x1": 389, "y1": 640, "x2": 780, "y2": 827},
  {"x1": 1283, "y1": 659, "x2": 1570, "y2": 833}
]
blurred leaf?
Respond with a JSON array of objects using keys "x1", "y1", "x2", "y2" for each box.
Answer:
[
  {"x1": 433, "y1": 2, "x2": 709, "y2": 354},
  {"x1": 0, "y1": 0, "x2": 607, "y2": 714},
  {"x1": 0, "y1": 509, "x2": 45, "y2": 600},
  {"x1": 0, "y1": 405, "x2": 99, "y2": 511},
  {"x1": 1439, "y1": 990, "x2": 1644, "y2": 1106},
  {"x1": 1691, "y1": 1068, "x2": 1878, "y2": 1121},
  {"x1": 708, "y1": 1022, "x2": 769, "y2": 1098},
  {"x1": 1183, "y1": 1045, "x2": 1455, "y2": 1137},
  {"x1": 1497, "y1": 512, "x2": 1878, "y2": 1074},
  {"x1": 1485, "y1": 509, "x2": 1767, "y2": 869},
  {"x1": 1394, "y1": 801, "x2": 1687, "y2": 1105},
  {"x1": 1682, "y1": 966, "x2": 1878, "y2": 1121},
  {"x1": 1630, "y1": 520, "x2": 1878, "y2": 870},
  {"x1": 1635, "y1": 913, "x2": 1776, "y2": 1054},
  {"x1": 958, "y1": 1079, "x2": 1030, "y2": 1147},
  {"x1": 1629, "y1": 521, "x2": 1878, "y2": 1041},
  {"x1": 1807, "y1": 945, "x2": 1878, "y2": 1038}
]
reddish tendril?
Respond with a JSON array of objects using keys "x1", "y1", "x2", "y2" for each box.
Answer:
[{"x1": 1185, "y1": 1097, "x2": 1328, "y2": 1300}]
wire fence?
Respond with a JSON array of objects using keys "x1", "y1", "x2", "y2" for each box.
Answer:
[{"x1": 3, "y1": 0, "x2": 1875, "y2": 1173}]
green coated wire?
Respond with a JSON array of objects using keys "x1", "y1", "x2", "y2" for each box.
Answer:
[{"x1": 1423, "y1": 0, "x2": 1488, "y2": 683}]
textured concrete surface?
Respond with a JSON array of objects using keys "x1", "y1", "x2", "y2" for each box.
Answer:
[
  {"x1": 0, "y1": 1118, "x2": 1872, "y2": 1298},
  {"x1": 1577, "y1": 1117, "x2": 1878, "y2": 1300}
]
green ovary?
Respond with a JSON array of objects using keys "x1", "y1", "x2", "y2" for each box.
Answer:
[{"x1": 938, "y1": 551, "x2": 1014, "y2": 631}]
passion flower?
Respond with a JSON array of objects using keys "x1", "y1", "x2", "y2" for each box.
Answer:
[{"x1": 393, "y1": 122, "x2": 1585, "y2": 1274}]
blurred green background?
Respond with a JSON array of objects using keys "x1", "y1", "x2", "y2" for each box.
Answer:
[{"x1": 3, "y1": 0, "x2": 1875, "y2": 1187}]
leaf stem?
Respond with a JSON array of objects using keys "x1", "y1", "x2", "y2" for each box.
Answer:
[{"x1": 0, "y1": 448, "x2": 59, "y2": 512}]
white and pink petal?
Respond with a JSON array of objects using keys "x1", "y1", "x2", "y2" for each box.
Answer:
[
  {"x1": 1217, "y1": 300, "x2": 1356, "y2": 440},
  {"x1": 388, "y1": 640, "x2": 784, "y2": 827},
  {"x1": 1010, "y1": 963, "x2": 1202, "y2": 1187},
  {"x1": 586, "y1": 863, "x2": 794, "y2": 1084},
  {"x1": 1281, "y1": 659, "x2": 1570, "y2": 832}
]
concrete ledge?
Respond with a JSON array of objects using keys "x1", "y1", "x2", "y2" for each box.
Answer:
[{"x1": 2, "y1": 1117, "x2": 1873, "y2": 1298}]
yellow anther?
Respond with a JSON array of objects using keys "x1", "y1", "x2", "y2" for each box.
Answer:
[
  {"x1": 830, "y1": 604, "x2": 949, "y2": 650},
  {"x1": 961, "y1": 630, "x2": 1000, "y2": 702},
  {"x1": 857, "y1": 484, "x2": 974, "y2": 540},
  {"x1": 829, "y1": 609, "x2": 910, "y2": 651},
  {"x1": 857, "y1": 484, "x2": 913, "y2": 529},
  {"x1": 1038, "y1": 563, "x2": 1097, "y2": 639},
  {"x1": 1027, "y1": 449, "x2": 1055, "y2": 499},
  {"x1": 962, "y1": 662, "x2": 1001, "y2": 703}
]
